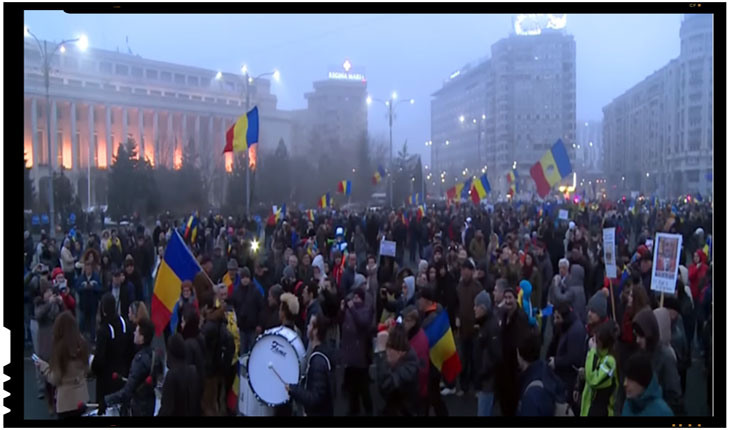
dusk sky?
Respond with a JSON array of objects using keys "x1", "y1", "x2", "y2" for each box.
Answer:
[{"x1": 24, "y1": 12, "x2": 688, "y2": 164}]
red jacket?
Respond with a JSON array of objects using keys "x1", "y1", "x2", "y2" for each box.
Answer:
[
  {"x1": 688, "y1": 249, "x2": 709, "y2": 300},
  {"x1": 409, "y1": 327, "x2": 430, "y2": 399},
  {"x1": 61, "y1": 292, "x2": 76, "y2": 316}
]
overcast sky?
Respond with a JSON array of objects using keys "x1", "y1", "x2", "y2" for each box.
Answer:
[{"x1": 24, "y1": 12, "x2": 687, "y2": 163}]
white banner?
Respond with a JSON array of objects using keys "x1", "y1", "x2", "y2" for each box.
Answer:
[
  {"x1": 650, "y1": 233, "x2": 683, "y2": 294},
  {"x1": 603, "y1": 227, "x2": 617, "y2": 278},
  {"x1": 558, "y1": 209, "x2": 569, "y2": 220}
]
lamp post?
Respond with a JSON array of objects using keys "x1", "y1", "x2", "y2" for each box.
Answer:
[
  {"x1": 367, "y1": 92, "x2": 414, "y2": 207},
  {"x1": 233, "y1": 65, "x2": 280, "y2": 216},
  {"x1": 25, "y1": 27, "x2": 88, "y2": 237}
]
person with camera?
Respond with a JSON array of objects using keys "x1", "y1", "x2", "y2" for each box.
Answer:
[
  {"x1": 33, "y1": 279, "x2": 66, "y2": 414},
  {"x1": 75, "y1": 261, "x2": 103, "y2": 344}
]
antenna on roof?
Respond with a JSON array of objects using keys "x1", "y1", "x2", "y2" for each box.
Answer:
[{"x1": 126, "y1": 35, "x2": 133, "y2": 55}]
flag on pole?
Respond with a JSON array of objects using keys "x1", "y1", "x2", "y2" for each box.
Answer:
[
  {"x1": 407, "y1": 192, "x2": 423, "y2": 205},
  {"x1": 183, "y1": 213, "x2": 199, "y2": 244},
  {"x1": 372, "y1": 165, "x2": 386, "y2": 184},
  {"x1": 274, "y1": 204, "x2": 286, "y2": 223},
  {"x1": 306, "y1": 209, "x2": 315, "y2": 222},
  {"x1": 318, "y1": 193, "x2": 331, "y2": 208},
  {"x1": 529, "y1": 139, "x2": 573, "y2": 198},
  {"x1": 423, "y1": 308, "x2": 462, "y2": 383},
  {"x1": 470, "y1": 174, "x2": 491, "y2": 204},
  {"x1": 222, "y1": 106, "x2": 259, "y2": 153},
  {"x1": 151, "y1": 231, "x2": 202, "y2": 336},
  {"x1": 461, "y1": 178, "x2": 473, "y2": 200},
  {"x1": 337, "y1": 180, "x2": 352, "y2": 196},
  {"x1": 417, "y1": 204, "x2": 426, "y2": 221},
  {"x1": 507, "y1": 169, "x2": 519, "y2": 197}
]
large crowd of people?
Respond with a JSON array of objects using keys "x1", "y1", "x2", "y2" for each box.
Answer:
[{"x1": 23, "y1": 196, "x2": 713, "y2": 417}]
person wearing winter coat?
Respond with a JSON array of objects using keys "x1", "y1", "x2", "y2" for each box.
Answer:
[
  {"x1": 552, "y1": 264, "x2": 587, "y2": 323},
  {"x1": 34, "y1": 280, "x2": 65, "y2": 411},
  {"x1": 231, "y1": 267, "x2": 264, "y2": 355},
  {"x1": 339, "y1": 286, "x2": 374, "y2": 415},
  {"x1": 374, "y1": 324, "x2": 420, "y2": 416},
  {"x1": 632, "y1": 308, "x2": 683, "y2": 415},
  {"x1": 688, "y1": 249, "x2": 708, "y2": 302},
  {"x1": 469, "y1": 230, "x2": 488, "y2": 265},
  {"x1": 535, "y1": 243, "x2": 553, "y2": 308},
  {"x1": 402, "y1": 305, "x2": 430, "y2": 413},
  {"x1": 663, "y1": 297, "x2": 690, "y2": 394},
  {"x1": 621, "y1": 353, "x2": 673, "y2": 416},
  {"x1": 92, "y1": 293, "x2": 133, "y2": 415},
  {"x1": 497, "y1": 287, "x2": 531, "y2": 417},
  {"x1": 547, "y1": 302, "x2": 586, "y2": 401},
  {"x1": 260, "y1": 284, "x2": 284, "y2": 330},
  {"x1": 105, "y1": 317, "x2": 162, "y2": 416},
  {"x1": 473, "y1": 290, "x2": 502, "y2": 416},
  {"x1": 517, "y1": 279, "x2": 539, "y2": 329},
  {"x1": 288, "y1": 313, "x2": 335, "y2": 416},
  {"x1": 158, "y1": 333, "x2": 202, "y2": 416},
  {"x1": 434, "y1": 260, "x2": 459, "y2": 330},
  {"x1": 521, "y1": 252, "x2": 543, "y2": 312},
  {"x1": 75, "y1": 262, "x2": 103, "y2": 344},
  {"x1": 580, "y1": 321, "x2": 618, "y2": 416},
  {"x1": 416, "y1": 287, "x2": 450, "y2": 417},
  {"x1": 35, "y1": 311, "x2": 91, "y2": 418},
  {"x1": 516, "y1": 333, "x2": 566, "y2": 417},
  {"x1": 456, "y1": 260, "x2": 483, "y2": 394}
]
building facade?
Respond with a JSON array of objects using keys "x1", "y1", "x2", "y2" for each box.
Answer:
[
  {"x1": 24, "y1": 39, "x2": 293, "y2": 207},
  {"x1": 603, "y1": 14, "x2": 713, "y2": 197},
  {"x1": 298, "y1": 63, "x2": 368, "y2": 164},
  {"x1": 430, "y1": 26, "x2": 576, "y2": 197}
]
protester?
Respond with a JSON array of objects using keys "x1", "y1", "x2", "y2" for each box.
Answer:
[
  {"x1": 621, "y1": 353, "x2": 674, "y2": 416},
  {"x1": 288, "y1": 313, "x2": 335, "y2": 416},
  {"x1": 402, "y1": 305, "x2": 430, "y2": 413},
  {"x1": 232, "y1": 267, "x2": 264, "y2": 354},
  {"x1": 473, "y1": 290, "x2": 501, "y2": 417},
  {"x1": 546, "y1": 302, "x2": 585, "y2": 404},
  {"x1": 340, "y1": 286, "x2": 374, "y2": 416},
  {"x1": 374, "y1": 324, "x2": 420, "y2": 416},
  {"x1": 497, "y1": 287, "x2": 530, "y2": 416},
  {"x1": 579, "y1": 321, "x2": 618, "y2": 416},
  {"x1": 35, "y1": 311, "x2": 90, "y2": 418},
  {"x1": 34, "y1": 279, "x2": 64, "y2": 413},
  {"x1": 516, "y1": 334, "x2": 566, "y2": 416}
]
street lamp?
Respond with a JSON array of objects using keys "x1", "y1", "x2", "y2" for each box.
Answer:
[
  {"x1": 25, "y1": 26, "x2": 88, "y2": 237},
  {"x1": 367, "y1": 92, "x2": 415, "y2": 207},
  {"x1": 239, "y1": 64, "x2": 281, "y2": 216}
]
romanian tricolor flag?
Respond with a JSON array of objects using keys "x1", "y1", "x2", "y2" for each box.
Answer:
[
  {"x1": 461, "y1": 178, "x2": 473, "y2": 200},
  {"x1": 703, "y1": 236, "x2": 712, "y2": 261},
  {"x1": 507, "y1": 169, "x2": 519, "y2": 197},
  {"x1": 407, "y1": 192, "x2": 423, "y2": 206},
  {"x1": 337, "y1": 180, "x2": 352, "y2": 196},
  {"x1": 223, "y1": 107, "x2": 259, "y2": 153},
  {"x1": 446, "y1": 183, "x2": 462, "y2": 202},
  {"x1": 529, "y1": 139, "x2": 572, "y2": 198},
  {"x1": 470, "y1": 174, "x2": 491, "y2": 204},
  {"x1": 372, "y1": 165, "x2": 386, "y2": 185},
  {"x1": 274, "y1": 204, "x2": 286, "y2": 223},
  {"x1": 183, "y1": 214, "x2": 199, "y2": 244},
  {"x1": 417, "y1": 204, "x2": 426, "y2": 221},
  {"x1": 423, "y1": 309, "x2": 461, "y2": 383},
  {"x1": 151, "y1": 231, "x2": 202, "y2": 336},
  {"x1": 223, "y1": 271, "x2": 235, "y2": 298},
  {"x1": 306, "y1": 209, "x2": 315, "y2": 222},
  {"x1": 318, "y1": 193, "x2": 331, "y2": 209}
]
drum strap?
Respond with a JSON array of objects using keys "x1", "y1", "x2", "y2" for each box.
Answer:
[
  {"x1": 108, "y1": 323, "x2": 115, "y2": 340},
  {"x1": 308, "y1": 351, "x2": 331, "y2": 372}
]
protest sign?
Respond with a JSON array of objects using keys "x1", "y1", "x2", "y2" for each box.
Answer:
[
  {"x1": 650, "y1": 233, "x2": 682, "y2": 294},
  {"x1": 603, "y1": 227, "x2": 617, "y2": 278},
  {"x1": 558, "y1": 209, "x2": 569, "y2": 220},
  {"x1": 379, "y1": 239, "x2": 396, "y2": 257}
]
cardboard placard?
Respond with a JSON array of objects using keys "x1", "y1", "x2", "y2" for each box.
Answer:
[
  {"x1": 558, "y1": 209, "x2": 569, "y2": 220},
  {"x1": 603, "y1": 227, "x2": 617, "y2": 278},
  {"x1": 650, "y1": 233, "x2": 683, "y2": 294},
  {"x1": 379, "y1": 240, "x2": 396, "y2": 257}
]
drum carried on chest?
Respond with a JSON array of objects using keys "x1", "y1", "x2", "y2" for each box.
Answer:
[{"x1": 247, "y1": 325, "x2": 306, "y2": 407}]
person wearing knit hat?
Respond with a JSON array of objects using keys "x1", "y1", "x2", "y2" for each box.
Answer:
[
  {"x1": 622, "y1": 353, "x2": 673, "y2": 416},
  {"x1": 474, "y1": 290, "x2": 492, "y2": 314},
  {"x1": 586, "y1": 290, "x2": 609, "y2": 333},
  {"x1": 418, "y1": 260, "x2": 429, "y2": 276}
]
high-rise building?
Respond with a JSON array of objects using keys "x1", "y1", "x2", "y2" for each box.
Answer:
[
  {"x1": 297, "y1": 60, "x2": 368, "y2": 164},
  {"x1": 23, "y1": 39, "x2": 292, "y2": 207},
  {"x1": 430, "y1": 19, "x2": 576, "y2": 197},
  {"x1": 603, "y1": 14, "x2": 712, "y2": 197}
]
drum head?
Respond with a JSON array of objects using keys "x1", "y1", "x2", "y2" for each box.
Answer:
[{"x1": 248, "y1": 333, "x2": 302, "y2": 406}]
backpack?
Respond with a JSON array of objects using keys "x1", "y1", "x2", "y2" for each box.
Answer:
[
  {"x1": 216, "y1": 321, "x2": 235, "y2": 370},
  {"x1": 524, "y1": 380, "x2": 575, "y2": 417}
]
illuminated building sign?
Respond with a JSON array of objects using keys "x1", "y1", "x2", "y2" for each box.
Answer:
[
  {"x1": 514, "y1": 14, "x2": 567, "y2": 35},
  {"x1": 329, "y1": 59, "x2": 366, "y2": 81}
]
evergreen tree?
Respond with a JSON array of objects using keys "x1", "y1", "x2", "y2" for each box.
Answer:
[{"x1": 108, "y1": 138, "x2": 158, "y2": 221}]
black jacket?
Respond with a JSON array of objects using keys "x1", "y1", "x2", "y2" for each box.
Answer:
[
  {"x1": 92, "y1": 315, "x2": 133, "y2": 413},
  {"x1": 474, "y1": 311, "x2": 502, "y2": 393},
  {"x1": 375, "y1": 348, "x2": 420, "y2": 416},
  {"x1": 550, "y1": 310, "x2": 586, "y2": 395},
  {"x1": 105, "y1": 345, "x2": 161, "y2": 416},
  {"x1": 289, "y1": 344, "x2": 335, "y2": 416},
  {"x1": 158, "y1": 362, "x2": 202, "y2": 416},
  {"x1": 232, "y1": 282, "x2": 264, "y2": 331}
]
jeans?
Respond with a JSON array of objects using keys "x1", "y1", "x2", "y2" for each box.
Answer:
[
  {"x1": 239, "y1": 329, "x2": 257, "y2": 356},
  {"x1": 477, "y1": 391, "x2": 495, "y2": 417},
  {"x1": 459, "y1": 337, "x2": 474, "y2": 392}
]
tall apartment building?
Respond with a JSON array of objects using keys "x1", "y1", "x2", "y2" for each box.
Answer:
[
  {"x1": 297, "y1": 61, "x2": 368, "y2": 164},
  {"x1": 603, "y1": 14, "x2": 713, "y2": 197},
  {"x1": 23, "y1": 39, "x2": 293, "y2": 207},
  {"x1": 431, "y1": 25, "x2": 576, "y2": 196}
]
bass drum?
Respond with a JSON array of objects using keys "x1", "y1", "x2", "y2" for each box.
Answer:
[
  {"x1": 238, "y1": 355, "x2": 274, "y2": 416},
  {"x1": 247, "y1": 326, "x2": 306, "y2": 407}
]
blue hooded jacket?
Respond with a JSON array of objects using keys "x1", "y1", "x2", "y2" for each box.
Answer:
[
  {"x1": 621, "y1": 375, "x2": 674, "y2": 417},
  {"x1": 517, "y1": 359, "x2": 564, "y2": 416},
  {"x1": 519, "y1": 280, "x2": 537, "y2": 327}
]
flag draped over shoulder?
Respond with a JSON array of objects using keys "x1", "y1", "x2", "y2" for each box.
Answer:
[
  {"x1": 529, "y1": 139, "x2": 572, "y2": 198},
  {"x1": 372, "y1": 165, "x2": 386, "y2": 185},
  {"x1": 423, "y1": 309, "x2": 461, "y2": 383},
  {"x1": 337, "y1": 180, "x2": 352, "y2": 196},
  {"x1": 151, "y1": 231, "x2": 202, "y2": 336},
  {"x1": 223, "y1": 107, "x2": 259, "y2": 153}
]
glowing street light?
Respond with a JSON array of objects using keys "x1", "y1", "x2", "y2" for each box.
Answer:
[
  {"x1": 59, "y1": 45, "x2": 66, "y2": 54},
  {"x1": 241, "y1": 64, "x2": 248, "y2": 75},
  {"x1": 251, "y1": 239, "x2": 260, "y2": 253},
  {"x1": 391, "y1": 91, "x2": 398, "y2": 100},
  {"x1": 24, "y1": 25, "x2": 29, "y2": 37},
  {"x1": 472, "y1": 118, "x2": 477, "y2": 124},
  {"x1": 459, "y1": 115, "x2": 465, "y2": 123},
  {"x1": 215, "y1": 71, "x2": 223, "y2": 80},
  {"x1": 273, "y1": 69, "x2": 281, "y2": 81},
  {"x1": 445, "y1": 140, "x2": 450, "y2": 145},
  {"x1": 77, "y1": 34, "x2": 89, "y2": 51},
  {"x1": 366, "y1": 96, "x2": 373, "y2": 105},
  {"x1": 482, "y1": 114, "x2": 486, "y2": 120},
  {"x1": 410, "y1": 99, "x2": 415, "y2": 104}
]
